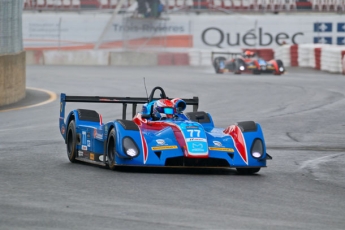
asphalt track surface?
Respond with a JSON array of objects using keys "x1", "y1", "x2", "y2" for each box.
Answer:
[{"x1": 1, "y1": 66, "x2": 345, "y2": 230}]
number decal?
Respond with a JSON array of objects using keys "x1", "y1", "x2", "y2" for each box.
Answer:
[{"x1": 187, "y1": 130, "x2": 200, "y2": 137}]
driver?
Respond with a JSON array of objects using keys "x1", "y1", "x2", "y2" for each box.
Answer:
[
  {"x1": 243, "y1": 50, "x2": 255, "y2": 58},
  {"x1": 152, "y1": 99, "x2": 174, "y2": 120}
]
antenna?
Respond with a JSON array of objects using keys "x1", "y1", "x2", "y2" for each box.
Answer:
[{"x1": 143, "y1": 77, "x2": 149, "y2": 102}]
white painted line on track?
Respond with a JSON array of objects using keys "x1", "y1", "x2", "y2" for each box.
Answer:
[{"x1": 0, "y1": 87, "x2": 57, "y2": 113}]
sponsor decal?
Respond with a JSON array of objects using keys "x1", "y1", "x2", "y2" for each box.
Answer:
[
  {"x1": 201, "y1": 27, "x2": 303, "y2": 47},
  {"x1": 99, "y1": 155, "x2": 108, "y2": 162},
  {"x1": 314, "y1": 37, "x2": 332, "y2": 44},
  {"x1": 209, "y1": 147, "x2": 234, "y2": 152},
  {"x1": 87, "y1": 140, "x2": 90, "y2": 147},
  {"x1": 213, "y1": 141, "x2": 222, "y2": 147},
  {"x1": 82, "y1": 131, "x2": 86, "y2": 145},
  {"x1": 338, "y1": 23, "x2": 345, "y2": 32},
  {"x1": 337, "y1": 37, "x2": 345, "y2": 45},
  {"x1": 156, "y1": 139, "x2": 166, "y2": 145},
  {"x1": 61, "y1": 125, "x2": 65, "y2": 135},
  {"x1": 104, "y1": 125, "x2": 108, "y2": 133},
  {"x1": 90, "y1": 153, "x2": 94, "y2": 161},
  {"x1": 94, "y1": 129, "x2": 103, "y2": 139},
  {"x1": 192, "y1": 143, "x2": 204, "y2": 151},
  {"x1": 151, "y1": 145, "x2": 178, "y2": 151},
  {"x1": 83, "y1": 151, "x2": 90, "y2": 158},
  {"x1": 186, "y1": 138, "x2": 206, "y2": 142},
  {"x1": 86, "y1": 132, "x2": 90, "y2": 138},
  {"x1": 78, "y1": 150, "x2": 83, "y2": 157},
  {"x1": 82, "y1": 145, "x2": 87, "y2": 150},
  {"x1": 314, "y1": 22, "x2": 332, "y2": 32},
  {"x1": 186, "y1": 126, "x2": 199, "y2": 129},
  {"x1": 313, "y1": 22, "x2": 345, "y2": 45},
  {"x1": 112, "y1": 23, "x2": 185, "y2": 33}
]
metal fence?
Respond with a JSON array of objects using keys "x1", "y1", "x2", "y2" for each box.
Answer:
[{"x1": 0, "y1": 0, "x2": 23, "y2": 55}]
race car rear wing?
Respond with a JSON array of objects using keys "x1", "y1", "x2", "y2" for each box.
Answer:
[
  {"x1": 211, "y1": 52, "x2": 243, "y2": 61},
  {"x1": 60, "y1": 93, "x2": 199, "y2": 120}
]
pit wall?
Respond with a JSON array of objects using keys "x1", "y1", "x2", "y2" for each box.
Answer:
[
  {"x1": 26, "y1": 45, "x2": 345, "y2": 75},
  {"x1": 0, "y1": 52, "x2": 26, "y2": 106}
]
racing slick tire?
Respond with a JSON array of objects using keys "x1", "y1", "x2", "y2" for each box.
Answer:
[
  {"x1": 107, "y1": 128, "x2": 117, "y2": 170},
  {"x1": 234, "y1": 59, "x2": 245, "y2": 74},
  {"x1": 236, "y1": 168, "x2": 261, "y2": 175},
  {"x1": 274, "y1": 59, "x2": 284, "y2": 75},
  {"x1": 213, "y1": 57, "x2": 226, "y2": 74},
  {"x1": 66, "y1": 120, "x2": 77, "y2": 163}
]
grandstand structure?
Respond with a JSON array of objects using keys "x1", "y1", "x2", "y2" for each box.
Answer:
[{"x1": 23, "y1": 0, "x2": 345, "y2": 13}]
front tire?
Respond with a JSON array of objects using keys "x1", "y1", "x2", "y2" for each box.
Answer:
[
  {"x1": 236, "y1": 168, "x2": 261, "y2": 175},
  {"x1": 275, "y1": 59, "x2": 284, "y2": 75},
  {"x1": 213, "y1": 57, "x2": 226, "y2": 74},
  {"x1": 66, "y1": 120, "x2": 77, "y2": 163},
  {"x1": 107, "y1": 128, "x2": 117, "y2": 170}
]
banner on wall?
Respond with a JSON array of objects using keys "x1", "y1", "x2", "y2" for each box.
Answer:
[{"x1": 22, "y1": 13, "x2": 345, "y2": 50}]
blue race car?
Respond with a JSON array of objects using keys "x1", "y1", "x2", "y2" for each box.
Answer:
[{"x1": 59, "y1": 86, "x2": 271, "y2": 174}]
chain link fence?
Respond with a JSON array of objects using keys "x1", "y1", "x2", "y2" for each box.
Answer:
[{"x1": 0, "y1": 0, "x2": 23, "y2": 55}]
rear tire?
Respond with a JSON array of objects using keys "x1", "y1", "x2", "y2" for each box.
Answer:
[
  {"x1": 236, "y1": 168, "x2": 261, "y2": 175},
  {"x1": 107, "y1": 128, "x2": 117, "y2": 170},
  {"x1": 275, "y1": 59, "x2": 284, "y2": 75},
  {"x1": 66, "y1": 120, "x2": 77, "y2": 163}
]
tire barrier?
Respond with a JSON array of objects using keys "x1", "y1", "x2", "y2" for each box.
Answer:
[
  {"x1": 314, "y1": 47, "x2": 321, "y2": 70},
  {"x1": 273, "y1": 43, "x2": 345, "y2": 74},
  {"x1": 26, "y1": 50, "x2": 44, "y2": 65},
  {"x1": 274, "y1": 45, "x2": 291, "y2": 67},
  {"x1": 110, "y1": 51, "x2": 158, "y2": 66},
  {"x1": 157, "y1": 53, "x2": 174, "y2": 66},
  {"x1": 0, "y1": 52, "x2": 26, "y2": 106},
  {"x1": 173, "y1": 53, "x2": 189, "y2": 66},
  {"x1": 290, "y1": 44, "x2": 299, "y2": 67},
  {"x1": 44, "y1": 50, "x2": 109, "y2": 66}
]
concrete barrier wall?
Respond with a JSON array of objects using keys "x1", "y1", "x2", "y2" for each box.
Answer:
[
  {"x1": 0, "y1": 51, "x2": 26, "y2": 106},
  {"x1": 26, "y1": 50, "x2": 44, "y2": 65},
  {"x1": 44, "y1": 50, "x2": 109, "y2": 66},
  {"x1": 110, "y1": 52, "x2": 158, "y2": 66}
]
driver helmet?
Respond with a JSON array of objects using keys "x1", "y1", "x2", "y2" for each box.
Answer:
[
  {"x1": 244, "y1": 50, "x2": 255, "y2": 58},
  {"x1": 152, "y1": 99, "x2": 174, "y2": 120}
]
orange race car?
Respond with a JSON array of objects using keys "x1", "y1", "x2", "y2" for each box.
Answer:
[{"x1": 212, "y1": 51, "x2": 285, "y2": 75}]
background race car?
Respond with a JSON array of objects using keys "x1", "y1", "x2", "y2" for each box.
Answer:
[
  {"x1": 59, "y1": 86, "x2": 272, "y2": 174},
  {"x1": 212, "y1": 51, "x2": 285, "y2": 75}
]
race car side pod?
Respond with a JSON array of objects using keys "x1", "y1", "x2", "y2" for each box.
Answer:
[{"x1": 59, "y1": 93, "x2": 199, "y2": 121}]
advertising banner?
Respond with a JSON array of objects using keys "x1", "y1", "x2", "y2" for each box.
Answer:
[{"x1": 23, "y1": 13, "x2": 345, "y2": 50}]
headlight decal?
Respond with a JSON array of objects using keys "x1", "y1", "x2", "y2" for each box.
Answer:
[
  {"x1": 122, "y1": 137, "x2": 140, "y2": 158},
  {"x1": 251, "y1": 138, "x2": 264, "y2": 159}
]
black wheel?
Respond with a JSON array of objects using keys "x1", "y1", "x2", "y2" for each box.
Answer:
[
  {"x1": 213, "y1": 57, "x2": 226, "y2": 74},
  {"x1": 236, "y1": 168, "x2": 261, "y2": 175},
  {"x1": 66, "y1": 120, "x2": 77, "y2": 163},
  {"x1": 234, "y1": 59, "x2": 245, "y2": 74},
  {"x1": 275, "y1": 59, "x2": 284, "y2": 75},
  {"x1": 107, "y1": 128, "x2": 116, "y2": 170}
]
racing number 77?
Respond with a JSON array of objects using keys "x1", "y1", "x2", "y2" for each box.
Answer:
[{"x1": 187, "y1": 130, "x2": 200, "y2": 137}]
